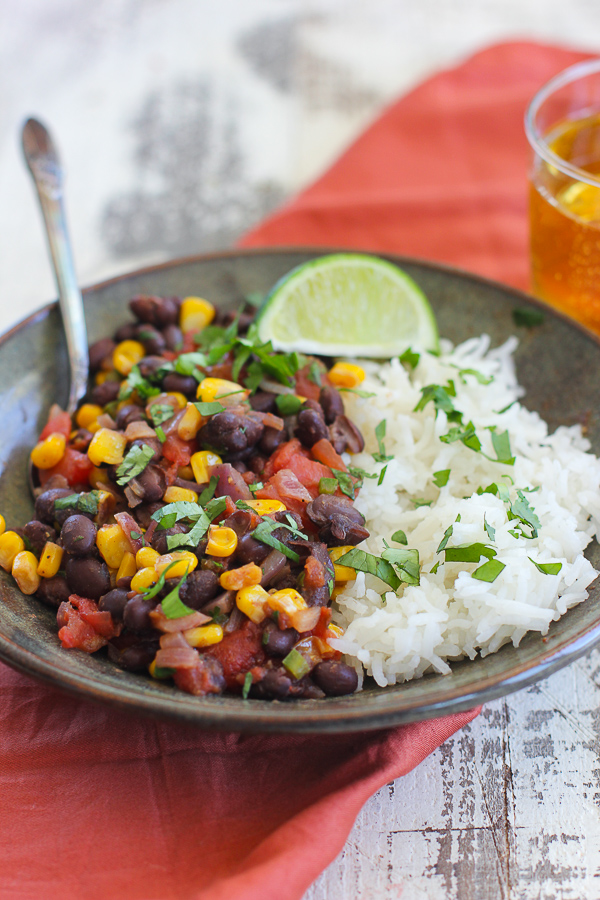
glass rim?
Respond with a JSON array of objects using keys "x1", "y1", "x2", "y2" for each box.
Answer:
[{"x1": 525, "y1": 57, "x2": 600, "y2": 189}]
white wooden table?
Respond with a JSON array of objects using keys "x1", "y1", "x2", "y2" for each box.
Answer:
[{"x1": 2, "y1": 3, "x2": 600, "y2": 896}]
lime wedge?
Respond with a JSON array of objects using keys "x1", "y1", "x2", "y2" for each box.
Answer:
[{"x1": 256, "y1": 254, "x2": 439, "y2": 357}]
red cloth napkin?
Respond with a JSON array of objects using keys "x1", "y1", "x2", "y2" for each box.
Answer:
[{"x1": 1, "y1": 41, "x2": 591, "y2": 900}]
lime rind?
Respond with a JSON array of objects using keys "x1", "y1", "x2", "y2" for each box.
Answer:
[{"x1": 256, "y1": 253, "x2": 439, "y2": 358}]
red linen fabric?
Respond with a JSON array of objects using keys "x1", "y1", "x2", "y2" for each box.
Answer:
[{"x1": 1, "y1": 41, "x2": 591, "y2": 900}]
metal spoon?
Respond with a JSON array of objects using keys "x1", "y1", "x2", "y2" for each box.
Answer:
[{"x1": 22, "y1": 118, "x2": 89, "y2": 416}]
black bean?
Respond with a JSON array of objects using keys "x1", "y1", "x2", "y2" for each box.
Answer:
[
  {"x1": 259, "y1": 425, "x2": 287, "y2": 456},
  {"x1": 90, "y1": 381, "x2": 120, "y2": 406},
  {"x1": 162, "y1": 372, "x2": 198, "y2": 397},
  {"x1": 114, "y1": 322, "x2": 138, "y2": 341},
  {"x1": 222, "y1": 510, "x2": 253, "y2": 538},
  {"x1": 163, "y1": 324, "x2": 183, "y2": 351},
  {"x1": 98, "y1": 588, "x2": 130, "y2": 621},
  {"x1": 108, "y1": 639, "x2": 159, "y2": 672},
  {"x1": 249, "y1": 391, "x2": 277, "y2": 414},
  {"x1": 116, "y1": 576, "x2": 133, "y2": 591},
  {"x1": 34, "y1": 488, "x2": 77, "y2": 525},
  {"x1": 123, "y1": 594, "x2": 159, "y2": 632},
  {"x1": 65, "y1": 557, "x2": 111, "y2": 600},
  {"x1": 295, "y1": 408, "x2": 329, "y2": 448},
  {"x1": 302, "y1": 542, "x2": 335, "y2": 607},
  {"x1": 115, "y1": 404, "x2": 146, "y2": 430},
  {"x1": 36, "y1": 575, "x2": 71, "y2": 608},
  {"x1": 135, "y1": 464, "x2": 167, "y2": 503},
  {"x1": 129, "y1": 295, "x2": 179, "y2": 327},
  {"x1": 329, "y1": 414, "x2": 365, "y2": 454},
  {"x1": 198, "y1": 412, "x2": 263, "y2": 457},
  {"x1": 130, "y1": 437, "x2": 162, "y2": 460},
  {"x1": 178, "y1": 570, "x2": 220, "y2": 610},
  {"x1": 150, "y1": 523, "x2": 188, "y2": 555},
  {"x1": 312, "y1": 660, "x2": 358, "y2": 696},
  {"x1": 307, "y1": 494, "x2": 366, "y2": 529},
  {"x1": 23, "y1": 520, "x2": 57, "y2": 555},
  {"x1": 61, "y1": 515, "x2": 98, "y2": 556},
  {"x1": 135, "y1": 324, "x2": 166, "y2": 355},
  {"x1": 260, "y1": 549, "x2": 288, "y2": 588},
  {"x1": 253, "y1": 668, "x2": 293, "y2": 700},
  {"x1": 235, "y1": 533, "x2": 271, "y2": 565},
  {"x1": 134, "y1": 356, "x2": 161, "y2": 380},
  {"x1": 70, "y1": 429, "x2": 93, "y2": 452},
  {"x1": 202, "y1": 590, "x2": 235, "y2": 616},
  {"x1": 262, "y1": 622, "x2": 299, "y2": 657},
  {"x1": 88, "y1": 337, "x2": 116, "y2": 372},
  {"x1": 319, "y1": 385, "x2": 344, "y2": 424}
]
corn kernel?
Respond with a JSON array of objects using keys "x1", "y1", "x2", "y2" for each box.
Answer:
[
  {"x1": 76, "y1": 403, "x2": 103, "y2": 429},
  {"x1": 327, "y1": 624, "x2": 344, "y2": 640},
  {"x1": 177, "y1": 403, "x2": 204, "y2": 440},
  {"x1": 30, "y1": 433, "x2": 67, "y2": 469},
  {"x1": 196, "y1": 377, "x2": 249, "y2": 407},
  {"x1": 267, "y1": 588, "x2": 307, "y2": 616},
  {"x1": 330, "y1": 585, "x2": 346, "y2": 600},
  {"x1": 184, "y1": 623, "x2": 223, "y2": 648},
  {"x1": 155, "y1": 550, "x2": 198, "y2": 579},
  {"x1": 166, "y1": 392, "x2": 188, "y2": 410},
  {"x1": 88, "y1": 466, "x2": 111, "y2": 489},
  {"x1": 117, "y1": 551, "x2": 137, "y2": 582},
  {"x1": 95, "y1": 370, "x2": 119, "y2": 386},
  {"x1": 206, "y1": 526, "x2": 238, "y2": 557},
  {"x1": 220, "y1": 562, "x2": 263, "y2": 591},
  {"x1": 0, "y1": 532, "x2": 25, "y2": 571},
  {"x1": 163, "y1": 485, "x2": 198, "y2": 504},
  {"x1": 245, "y1": 499, "x2": 286, "y2": 516},
  {"x1": 328, "y1": 362, "x2": 366, "y2": 388},
  {"x1": 96, "y1": 523, "x2": 131, "y2": 569},
  {"x1": 236, "y1": 584, "x2": 270, "y2": 624},
  {"x1": 88, "y1": 428, "x2": 127, "y2": 466},
  {"x1": 113, "y1": 340, "x2": 145, "y2": 376},
  {"x1": 179, "y1": 296, "x2": 215, "y2": 334},
  {"x1": 0, "y1": 514, "x2": 6, "y2": 537},
  {"x1": 328, "y1": 545, "x2": 357, "y2": 582},
  {"x1": 12, "y1": 551, "x2": 41, "y2": 595},
  {"x1": 136, "y1": 546, "x2": 160, "y2": 569},
  {"x1": 178, "y1": 465, "x2": 194, "y2": 481},
  {"x1": 148, "y1": 659, "x2": 173, "y2": 679},
  {"x1": 190, "y1": 450, "x2": 222, "y2": 484},
  {"x1": 131, "y1": 567, "x2": 158, "y2": 592},
  {"x1": 37, "y1": 541, "x2": 63, "y2": 578}
]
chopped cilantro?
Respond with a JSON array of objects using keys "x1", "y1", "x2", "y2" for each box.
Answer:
[
  {"x1": 251, "y1": 519, "x2": 300, "y2": 562},
  {"x1": 433, "y1": 469, "x2": 450, "y2": 488},
  {"x1": 380, "y1": 547, "x2": 420, "y2": 585},
  {"x1": 338, "y1": 387, "x2": 376, "y2": 399},
  {"x1": 512, "y1": 307, "x2": 545, "y2": 328},
  {"x1": 377, "y1": 465, "x2": 388, "y2": 486},
  {"x1": 412, "y1": 498, "x2": 432, "y2": 508},
  {"x1": 444, "y1": 543, "x2": 496, "y2": 563},
  {"x1": 116, "y1": 444, "x2": 154, "y2": 486},
  {"x1": 118, "y1": 365, "x2": 161, "y2": 401},
  {"x1": 242, "y1": 671, "x2": 253, "y2": 699},
  {"x1": 141, "y1": 561, "x2": 179, "y2": 601},
  {"x1": 161, "y1": 574, "x2": 196, "y2": 619},
  {"x1": 149, "y1": 403, "x2": 176, "y2": 426},
  {"x1": 336, "y1": 548, "x2": 401, "y2": 591},
  {"x1": 484, "y1": 516, "x2": 495, "y2": 542},
  {"x1": 430, "y1": 561, "x2": 441, "y2": 575},
  {"x1": 319, "y1": 477, "x2": 338, "y2": 495},
  {"x1": 331, "y1": 468, "x2": 356, "y2": 499},
  {"x1": 373, "y1": 419, "x2": 393, "y2": 463},
  {"x1": 199, "y1": 476, "x2": 218, "y2": 505},
  {"x1": 347, "y1": 465, "x2": 377, "y2": 489},
  {"x1": 414, "y1": 382, "x2": 459, "y2": 419},
  {"x1": 155, "y1": 426, "x2": 166, "y2": 443},
  {"x1": 54, "y1": 491, "x2": 101, "y2": 515},
  {"x1": 472, "y1": 559, "x2": 505, "y2": 582},
  {"x1": 451, "y1": 366, "x2": 493, "y2": 385},
  {"x1": 130, "y1": 530, "x2": 141, "y2": 540},
  {"x1": 490, "y1": 429, "x2": 515, "y2": 466},
  {"x1": 167, "y1": 497, "x2": 228, "y2": 551},
  {"x1": 391, "y1": 529, "x2": 407, "y2": 545},
  {"x1": 249, "y1": 481, "x2": 264, "y2": 495},
  {"x1": 194, "y1": 401, "x2": 226, "y2": 416},
  {"x1": 529, "y1": 558, "x2": 562, "y2": 575},
  {"x1": 307, "y1": 361, "x2": 322, "y2": 386},
  {"x1": 175, "y1": 352, "x2": 207, "y2": 379},
  {"x1": 399, "y1": 347, "x2": 420, "y2": 369},
  {"x1": 275, "y1": 394, "x2": 303, "y2": 416},
  {"x1": 440, "y1": 421, "x2": 482, "y2": 453}
]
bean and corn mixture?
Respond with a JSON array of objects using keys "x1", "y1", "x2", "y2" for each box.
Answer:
[{"x1": 2, "y1": 293, "x2": 372, "y2": 700}]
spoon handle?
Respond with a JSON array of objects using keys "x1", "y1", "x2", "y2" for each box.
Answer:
[{"x1": 22, "y1": 118, "x2": 88, "y2": 415}]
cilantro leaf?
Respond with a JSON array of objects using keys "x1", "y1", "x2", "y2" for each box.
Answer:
[
  {"x1": 338, "y1": 387, "x2": 376, "y2": 399},
  {"x1": 529, "y1": 558, "x2": 562, "y2": 575},
  {"x1": 118, "y1": 365, "x2": 161, "y2": 401},
  {"x1": 251, "y1": 519, "x2": 300, "y2": 562},
  {"x1": 116, "y1": 444, "x2": 155, "y2": 485},
  {"x1": 399, "y1": 347, "x2": 420, "y2": 369},
  {"x1": 512, "y1": 307, "x2": 545, "y2": 328},
  {"x1": 484, "y1": 516, "x2": 496, "y2": 542},
  {"x1": 161, "y1": 574, "x2": 197, "y2": 619},
  {"x1": 199, "y1": 476, "x2": 218, "y2": 505},
  {"x1": 414, "y1": 382, "x2": 458, "y2": 417},
  {"x1": 275, "y1": 394, "x2": 303, "y2": 416},
  {"x1": 54, "y1": 491, "x2": 101, "y2": 515},
  {"x1": 452, "y1": 366, "x2": 493, "y2": 385},
  {"x1": 433, "y1": 469, "x2": 450, "y2": 488},
  {"x1": 141, "y1": 561, "x2": 180, "y2": 601},
  {"x1": 318, "y1": 477, "x2": 338, "y2": 495},
  {"x1": 391, "y1": 529, "x2": 407, "y2": 545},
  {"x1": 149, "y1": 403, "x2": 177, "y2": 426},
  {"x1": 175, "y1": 352, "x2": 207, "y2": 379},
  {"x1": 444, "y1": 543, "x2": 496, "y2": 563},
  {"x1": 194, "y1": 401, "x2": 226, "y2": 416},
  {"x1": 437, "y1": 523, "x2": 454, "y2": 554},
  {"x1": 440, "y1": 421, "x2": 482, "y2": 453},
  {"x1": 242, "y1": 671, "x2": 253, "y2": 699},
  {"x1": 373, "y1": 419, "x2": 393, "y2": 463},
  {"x1": 331, "y1": 468, "x2": 356, "y2": 499},
  {"x1": 412, "y1": 498, "x2": 432, "y2": 508},
  {"x1": 381, "y1": 547, "x2": 420, "y2": 585},
  {"x1": 307, "y1": 362, "x2": 322, "y2": 386},
  {"x1": 472, "y1": 559, "x2": 505, "y2": 582},
  {"x1": 490, "y1": 429, "x2": 515, "y2": 466},
  {"x1": 509, "y1": 490, "x2": 541, "y2": 538},
  {"x1": 377, "y1": 465, "x2": 388, "y2": 486},
  {"x1": 155, "y1": 426, "x2": 166, "y2": 443},
  {"x1": 166, "y1": 497, "x2": 228, "y2": 550},
  {"x1": 336, "y1": 548, "x2": 401, "y2": 591}
]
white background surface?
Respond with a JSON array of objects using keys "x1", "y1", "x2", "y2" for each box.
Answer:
[{"x1": 3, "y1": 2, "x2": 600, "y2": 897}]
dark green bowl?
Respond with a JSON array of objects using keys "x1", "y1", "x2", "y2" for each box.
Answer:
[{"x1": 1, "y1": 248, "x2": 599, "y2": 733}]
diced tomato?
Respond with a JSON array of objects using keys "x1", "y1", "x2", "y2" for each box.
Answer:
[
  {"x1": 263, "y1": 438, "x2": 309, "y2": 480},
  {"x1": 39, "y1": 447, "x2": 94, "y2": 490},
  {"x1": 295, "y1": 363, "x2": 324, "y2": 402},
  {"x1": 271, "y1": 469, "x2": 312, "y2": 503},
  {"x1": 78, "y1": 609, "x2": 119, "y2": 639},
  {"x1": 312, "y1": 607, "x2": 332, "y2": 639},
  {"x1": 285, "y1": 454, "x2": 332, "y2": 497},
  {"x1": 57, "y1": 596, "x2": 110, "y2": 653},
  {"x1": 304, "y1": 554, "x2": 326, "y2": 590},
  {"x1": 205, "y1": 620, "x2": 266, "y2": 691},
  {"x1": 39, "y1": 410, "x2": 72, "y2": 441},
  {"x1": 162, "y1": 434, "x2": 194, "y2": 466},
  {"x1": 311, "y1": 438, "x2": 347, "y2": 473}
]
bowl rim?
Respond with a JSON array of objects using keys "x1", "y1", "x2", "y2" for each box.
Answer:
[{"x1": 1, "y1": 245, "x2": 600, "y2": 733}]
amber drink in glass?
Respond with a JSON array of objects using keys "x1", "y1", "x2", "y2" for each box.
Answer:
[{"x1": 526, "y1": 59, "x2": 600, "y2": 333}]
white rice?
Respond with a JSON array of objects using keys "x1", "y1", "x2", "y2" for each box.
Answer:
[{"x1": 330, "y1": 335, "x2": 600, "y2": 688}]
